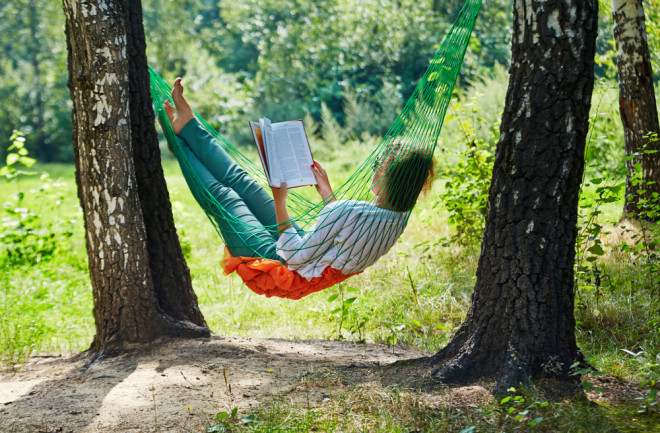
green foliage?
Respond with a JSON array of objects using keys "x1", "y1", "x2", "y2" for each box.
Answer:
[
  {"x1": 584, "y1": 79, "x2": 625, "y2": 174},
  {"x1": 0, "y1": 131, "x2": 66, "y2": 266},
  {"x1": 646, "y1": 0, "x2": 660, "y2": 82},
  {"x1": 320, "y1": 102, "x2": 345, "y2": 148},
  {"x1": 0, "y1": 0, "x2": 71, "y2": 162},
  {"x1": 197, "y1": 381, "x2": 626, "y2": 433},
  {"x1": 2, "y1": 71, "x2": 658, "y2": 428},
  {"x1": 5, "y1": 0, "x2": 515, "y2": 161},
  {"x1": 343, "y1": 82, "x2": 401, "y2": 139},
  {"x1": 0, "y1": 273, "x2": 46, "y2": 369},
  {"x1": 494, "y1": 387, "x2": 549, "y2": 430},
  {"x1": 573, "y1": 107, "x2": 659, "y2": 393},
  {"x1": 326, "y1": 285, "x2": 368, "y2": 341},
  {"x1": 460, "y1": 0, "x2": 512, "y2": 80},
  {"x1": 436, "y1": 97, "x2": 496, "y2": 247}
]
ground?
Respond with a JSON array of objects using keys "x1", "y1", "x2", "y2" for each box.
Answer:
[
  {"x1": 0, "y1": 337, "x2": 651, "y2": 433},
  {"x1": 0, "y1": 338, "x2": 436, "y2": 432}
]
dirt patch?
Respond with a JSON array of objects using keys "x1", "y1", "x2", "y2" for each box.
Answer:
[
  {"x1": 0, "y1": 337, "x2": 651, "y2": 432},
  {"x1": 0, "y1": 337, "x2": 434, "y2": 432}
]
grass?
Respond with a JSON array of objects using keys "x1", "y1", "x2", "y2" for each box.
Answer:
[
  {"x1": 2, "y1": 154, "x2": 657, "y2": 430},
  {"x1": 1, "y1": 77, "x2": 658, "y2": 429},
  {"x1": 197, "y1": 371, "x2": 659, "y2": 433}
]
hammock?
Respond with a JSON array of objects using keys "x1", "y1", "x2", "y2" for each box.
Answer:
[{"x1": 150, "y1": 0, "x2": 481, "y2": 299}]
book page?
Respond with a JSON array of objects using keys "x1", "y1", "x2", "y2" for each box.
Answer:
[
  {"x1": 271, "y1": 120, "x2": 316, "y2": 188},
  {"x1": 249, "y1": 121, "x2": 270, "y2": 184},
  {"x1": 260, "y1": 117, "x2": 283, "y2": 186}
]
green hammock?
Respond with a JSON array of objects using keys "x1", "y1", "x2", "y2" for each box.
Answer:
[{"x1": 150, "y1": 0, "x2": 481, "y2": 297}]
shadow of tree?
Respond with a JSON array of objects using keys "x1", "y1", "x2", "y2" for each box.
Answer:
[{"x1": 0, "y1": 336, "x2": 423, "y2": 432}]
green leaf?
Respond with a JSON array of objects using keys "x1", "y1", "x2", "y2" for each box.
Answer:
[
  {"x1": 241, "y1": 414, "x2": 258, "y2": 423},
  {"x1": 19, "y1": 157, "x2": 37, "y2": 168},
  {"x1": 500, "y1": 396, "x2": 511, "y2": 405},
  {"x1": 343, "y1": 297, "x2": 356, "y2": 306},
  {"x1": 330, "y1": 308, "x2": 342, "y2": 315},
  {"x1": 582, "y1": 381, "x2": 594, "y2": 392},
  {"x1": 327, "y1": 294, "x2": 338, "y2": 302},
  {"x1": 6, "y1": 153, "x2": 19, "y2": 166},
  {"x1": 587, "y1": 244, "x2": 605, "y2": 255}
]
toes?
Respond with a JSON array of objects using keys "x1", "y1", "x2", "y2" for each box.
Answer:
[
  {"x1": 173, "y1": 78, "x2": 183, "y2": 93},
  {"x1": 163, "y1": 101, "x2": 176, "y2": 122},
  {"x1": 163, "y1": 100, "x2": 175, "y2": 114}
]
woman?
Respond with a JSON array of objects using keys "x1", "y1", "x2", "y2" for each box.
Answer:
[{"x1": 164, "y1": 78, "x2": 434, "y2": 281}]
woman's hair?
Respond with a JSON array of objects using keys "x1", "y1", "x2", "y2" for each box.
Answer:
[{"x1": 382, "y1": 147, "x2": 435, "y2": 212}]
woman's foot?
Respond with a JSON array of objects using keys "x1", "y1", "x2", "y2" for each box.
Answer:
[{"x1": 163, "y1": 77, "x2": 195, "y2": 135}]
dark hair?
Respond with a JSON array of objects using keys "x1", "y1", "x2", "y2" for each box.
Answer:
[{"x1": 383, "y1": 149, "x2": 435, "y2": 212}]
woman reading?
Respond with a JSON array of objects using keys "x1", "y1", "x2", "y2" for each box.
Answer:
[{"x1": 162, "y1": 78, "x2": 434, "y2": 298}]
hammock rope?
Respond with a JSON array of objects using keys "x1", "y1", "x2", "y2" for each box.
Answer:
[{"x1": 150, "y1": 0, "x2": 482, "y2": 298}]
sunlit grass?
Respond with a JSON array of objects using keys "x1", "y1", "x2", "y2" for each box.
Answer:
[
  {"x1": 2, "y1": 139, "x2": 658, "y2": 433},
  {"x1": 1, "y1": 116, "x2": 657, "y2": 401}
]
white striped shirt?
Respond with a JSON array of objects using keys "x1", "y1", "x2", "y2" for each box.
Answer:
[{"x1": 276, "y1": 200, "x2": 408, "y2": 280}]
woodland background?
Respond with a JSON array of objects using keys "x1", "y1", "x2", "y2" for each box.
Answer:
[{"x1": 1, "y1": 1, "x2": 659, "y2": 431}]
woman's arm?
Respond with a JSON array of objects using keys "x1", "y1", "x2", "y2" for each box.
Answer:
[
  {"x1": 271, "y1": 182, "x2": 293, "y2": 235},
  {"x1": 312, "y1": 160, "x2": 336, "y2": 204},
  {"x1": 276, "y1": 200, "x2": 347, "y2": 268}
]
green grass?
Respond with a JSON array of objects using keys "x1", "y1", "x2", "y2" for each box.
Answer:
[
  {"x1": 1, "y1": 140, "x2": 656, "y2": 375},
  {"x1": 200, "y1": 377, "x2": 659, "y2": 433},
  {"x1": 1, "y1": 78, "x2": 658, "y2": 429}
]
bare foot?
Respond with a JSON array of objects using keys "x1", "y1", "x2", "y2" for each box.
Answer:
[{"x1": 165, "y1": 77, "x2": 195, "y2": 135}]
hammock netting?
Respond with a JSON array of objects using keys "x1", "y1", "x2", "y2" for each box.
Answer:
[{"x1": 149, "y1": 0, "x2": 481, "y2": 299}]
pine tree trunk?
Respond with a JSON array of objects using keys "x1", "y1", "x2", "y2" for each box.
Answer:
[
  {"x1": 386, "y1": 0, "x2": 599, "y2": 396},
  {"x1": 612, "y1": 0, "x2": 660, "y2": 220},
  {"x1": 62, "y1": 0, "x2": 209, "y2": 357}
]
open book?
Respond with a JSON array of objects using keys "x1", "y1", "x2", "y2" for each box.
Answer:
[{"x1": 249, "y1": 117, "x2": 317, "y2": 188}]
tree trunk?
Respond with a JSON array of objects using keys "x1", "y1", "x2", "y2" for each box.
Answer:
[
  {"x1": 612, "y1": 0, "x2": 660, "y2": 220},
  {"x1": 62, "y1": 0, "x2": 209, "y2": 357},
  {"x1": 121, "y1": 0, "x2": 207, "y2": 327},
  {"x1": 408, "y1": 0, "x2": 598, "y2": 395}
]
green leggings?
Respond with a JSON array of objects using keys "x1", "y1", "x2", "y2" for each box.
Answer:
[{"x1": 177, "y1": 118, "x2": 282, "y2": 261}]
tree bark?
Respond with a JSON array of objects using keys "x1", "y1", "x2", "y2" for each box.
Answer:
[
  {"x1": 120, "y1": 0, "x2": 207, "y2": 326},
  {"x1": 612, "y1": 0, "x2": 660, "y2": 220},
  {"x1": 62, "y1": 0, "x2": 209, "y2": 357},
  {"x1": 407, "y1": 0, "x2": 598, "y2": 395}
]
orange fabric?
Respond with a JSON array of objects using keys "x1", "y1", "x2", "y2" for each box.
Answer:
[{"x1": 221, "y1": 247, "x2": 358, "y2": 300}]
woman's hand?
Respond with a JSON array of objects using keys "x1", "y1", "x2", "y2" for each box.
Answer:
[{"x1": 311, "y1": 160, "x2": 336, "y2": 203}]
